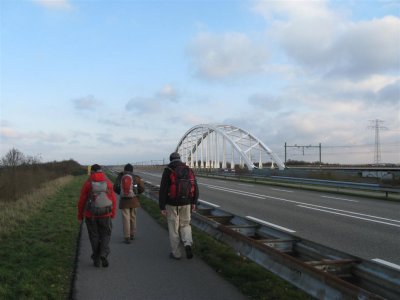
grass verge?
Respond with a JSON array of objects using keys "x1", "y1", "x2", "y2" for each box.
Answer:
[
  {"x1": 0, "y1": 175, "x2": 85, "y2": 299},
  {"x1": 139, "y1": 195, "x2": 312, "y2": 300}
]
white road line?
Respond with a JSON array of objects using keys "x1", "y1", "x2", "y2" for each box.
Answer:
[
  {"x1": 300, "y1": 203, "x2": 400, "y2": 223},
  {"x1": 201, "y1": 183, "x2": 266, "y2": 199},
  {"x1": 372, "y1": 259, "x2": 400, "y2": 271},
  {"x1": 139, "y1": 171, "x2": 162, "y2": 178},
  {"x1": 298, "y1": 205, "x2": 400, "y2": 228},
  {"x1": 145, "y1": 181, "x2": 153, "y2": 184},
  {"x1": 198, "y1": 199, "x2": 220, "y2": 208},
  {"x1": 321, "y1": 195, "x2": 358, "y2": 202},
  {"x1": 199, "y1": 182, "x2": 398, "y2": 226},
  {"x1": 246, "y1": 216, "x2": 296, "y2": 233},
  {"x1": 238, "y1": 183, "x2": 254, "y2": 187},
  {"x1": 271, "y1": 188, "x2": 293, "y2": 193}
]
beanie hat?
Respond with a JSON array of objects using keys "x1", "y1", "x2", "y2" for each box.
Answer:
[
  {"x1": 124, "y1": 163, "x2": 133, "y2": 172},
  {"x1": 169, "y1": 152, "x2": 181, "y2": 161},
  {"x1": 91, "y1": 164, "x2": 102, "y2": 172}
]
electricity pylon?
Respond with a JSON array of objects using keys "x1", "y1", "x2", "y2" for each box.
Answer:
[{"x1": 368, "y1": 119, "x2": 387, "y2": 165}]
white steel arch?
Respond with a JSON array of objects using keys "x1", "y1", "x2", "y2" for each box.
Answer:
[{"x1": 175, "y1": 124, "x2": 286, "y2": 170}]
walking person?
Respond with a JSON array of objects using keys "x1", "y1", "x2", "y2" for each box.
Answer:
[
  {"x1": 113, "y1": 163, "x2": 145, "y2": 244},
  {"x1": 159, "y1": 152, "x2": 199, "y2": 260},
  {"x1": 78, "y1": 164, "x2": 116, "y2": 268}
]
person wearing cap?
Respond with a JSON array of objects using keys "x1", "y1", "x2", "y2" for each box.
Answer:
[
  {"x1": 159, "y1": 152, "x2": 199, "y2": 260},
  {"x1": 113, "y1": 163, "x2": 145, "y2": 244},
  {"x1": 78, "y1": 164, "x2": 116, "y2": 268}
]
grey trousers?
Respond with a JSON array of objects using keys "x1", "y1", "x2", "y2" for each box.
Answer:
[
  {"x1": 166, "y1": 204, "x2": 193, "y2": 258},
  {"x1": 85, "y1": 217, "x2": 112, "y2": 259}
]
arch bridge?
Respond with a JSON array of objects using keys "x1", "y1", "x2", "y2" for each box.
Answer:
[{"x1": 175, "y1": 124, "x2": 285, "y2": 170}]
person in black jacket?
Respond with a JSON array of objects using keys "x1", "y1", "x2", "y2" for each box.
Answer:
[{"x1": 159, "y1": 152, "x2": 199, "y2": 259}]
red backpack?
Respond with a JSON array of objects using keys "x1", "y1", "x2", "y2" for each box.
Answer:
[
  {"x1": 168, "y1": 165, "x2": 196, "y2": 200},
  {"x1": 120, "y1": 174, "x2": 135, "y2": 198}
]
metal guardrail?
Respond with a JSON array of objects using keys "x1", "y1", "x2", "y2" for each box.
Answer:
[
  {"x1": 143, "y1": 181, "x2": 400, "y2": 300},
  {"x1": 195, "y1": 171, "x2": 400, "y2": 198}
]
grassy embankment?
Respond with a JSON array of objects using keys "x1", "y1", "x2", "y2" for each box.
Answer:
[{"x1": 0, "y1": 175, "x2": 85, "y2": 299}]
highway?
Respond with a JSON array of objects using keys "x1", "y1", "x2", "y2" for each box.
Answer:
[{"x1": 136, "y1": 170, "x2": 400, "y2": 268}]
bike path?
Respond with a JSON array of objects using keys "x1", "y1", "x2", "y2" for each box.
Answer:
[{"x1": 73, "y1": 204, "x2": 248, "y2": 300}]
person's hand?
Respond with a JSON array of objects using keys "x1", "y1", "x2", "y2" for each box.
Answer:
[
  {"x1": 161, "y1": 210, "x2": 167, "y2": 217},
  {"x1": 191, "y1": 204, "x2": 196, "y2": 212}
]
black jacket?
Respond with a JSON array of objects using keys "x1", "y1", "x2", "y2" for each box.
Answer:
[{"x1": 159, "y1": 160, "x2": 199, "y2": 210}]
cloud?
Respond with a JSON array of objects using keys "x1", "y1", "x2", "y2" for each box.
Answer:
[
  {"x1": 157, "y1": 85, "x2": 180, "y2": 102},
  {"x1": 126, "y1": 84, "x2": 181, "y2": 114},
  {"x1": 125, "y1": 97, "x2": 157, "y2": 114},
  {"x1": 73, "y1": 95, "x2": 101, "y2": 111},
  {"x1": 253, "y1": 1, "x2": 400, "y2": 79},
  {"x1": 1, "y1": 120, "x2": 11, "y2": 126},
  {"x1": 32, "y1": 0, "x2": 72, "y2": 10},
  {"x1": 187, "y1": 32, "x2": 269, "y2": 80},
  {"x1": 289, "y1": 75, "x2": 400, "y2": 107},
  {"x1": 329, "y1": 16, "x2": 400, "y2": 78},
  {"x1": 0, "y1": 127, "x2": 19, "y2": 139},
  {"x1": 248, "y1": 93, "x2": 281, "y2": 111},
  {"x1": 0, "y1": 126, "x2": 66, "y2": 143},
  {"x1": 96, "y1": 133, "x2": 124, "y2": 147},
  {"x1": 99, "y1": 118, "x2": 125, "y2": 127},
  {"x1": 377, "y1": 79, "x2": 400, "y2": 104},
  {"x1": 167, "y1": 113, "x2": 209, "y2": 128}
]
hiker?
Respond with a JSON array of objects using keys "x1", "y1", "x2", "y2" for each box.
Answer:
[
  {"x1": 78, "y1": 164, "x2": 116, "y2": 268},
  {"x1": 159, "y1": 152, "x2": 199, "y2": 260},
  {"x1": 113, "y1": 163, "x2": 145, "y2": 244}
]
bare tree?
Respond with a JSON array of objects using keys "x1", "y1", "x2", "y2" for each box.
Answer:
[
  {"x1": 24, "y1": 154, "x2": 42, "y2": 165},
  {"x1": 1, "y1": 148, "x2": 25, "y2": 167}
]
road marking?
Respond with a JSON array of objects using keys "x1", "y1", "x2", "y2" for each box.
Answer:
[
  {"x1": 198, "y1": 199, "x2": 220, "y2": 208},
  {"x1": 246, "y1": 216, "x2": 296, "y2": 233},
  {"x1": 199, "y1": 182, "x2": 398, "y2": 226},
  {"x1": 144, "y1": 180, "x2": 159, "y2": 187},
  {"x1": 321, "y1": 195, "x2": 358, "y2": 202},
  {"x1": 139, "y1": 171, "x2": 162, "y2": 178},
  {"x1": 298, "y1": 205, "x2": 400, "y2": 228},
  {"x1": 238, "y1": 183, "x2": 254, "y2": 187},
  {"x1": 299, "y1": 203, "x2": 400, "y2": 223},
  {"x1": 201, "y1": 183, "x2": 266, "y2": 199},
  {"x1": 372, "y1": 259, "x2": 400, "y2": 271},
  {"x1": 271, "y1": 188, "x2": 293, "y2": 193}
]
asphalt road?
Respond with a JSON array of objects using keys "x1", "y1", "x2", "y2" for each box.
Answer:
[
  {"x1": 137, "y1": 170, "x2": 400, "y2": 268},
  {"x1": 73, "y1": 197, "x2": 247, "y2": 300}
]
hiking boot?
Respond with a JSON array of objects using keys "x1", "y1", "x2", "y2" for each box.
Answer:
[
  {"x1": 124, "y1": 237, "x2": 131, "y2": 244},
  {"x1": 100, "y1": 256, "x2": 109, "y2": 268},
  {"x1": 185, "y1": 245, "x2": 193, "y2": 259},
  {"x1": 169, "y1": 253, "x2": 181, "y2": 260}
]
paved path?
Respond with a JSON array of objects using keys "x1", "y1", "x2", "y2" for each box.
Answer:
[{"x1": 73, "y1": 204, "x2": 247, "y2": 300}]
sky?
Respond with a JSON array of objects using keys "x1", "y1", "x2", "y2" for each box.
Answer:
[{"x1": 0, "y1": 0, "x2": 399, "y2": 166}]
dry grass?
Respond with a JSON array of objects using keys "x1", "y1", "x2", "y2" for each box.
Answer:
[{"x1": 0, "y1": 175, "x2": 74, "y2": 238}]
